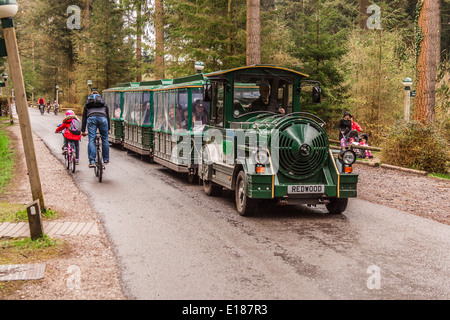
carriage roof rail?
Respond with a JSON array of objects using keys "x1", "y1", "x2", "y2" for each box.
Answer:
[
  {"x1": 115, "y1": 82, "x2": 140, "y2": 87},
  {"x1": 140, "y1": 79, "x2": 162, "y2": 86},
  {"x1": 172, "y1": 73, "x2": 204, "y2": 84}
]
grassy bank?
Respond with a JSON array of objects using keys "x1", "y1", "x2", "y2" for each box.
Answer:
[{"x1": 0, "y1": 119, "x2": 14, "y2": 192}]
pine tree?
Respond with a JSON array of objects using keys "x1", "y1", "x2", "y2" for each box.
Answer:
[
  {"x1": 414, "y1": 0, "x2": 440, "y2": 123},
  {"x1": 164, "y1": 0, "x2": 246, "y2": 76},
  {"x1": 73, "y1": 0, "x2": 135, "y2": 101}
]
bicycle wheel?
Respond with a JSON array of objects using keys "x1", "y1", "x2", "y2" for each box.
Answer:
[
  {"x1": 65, "y1": 152, "x2": 70, "y2": 170},
  {"x1": 96, "y1": 150, "x2": 103, "y2": 182},
  {"x1": 71, "y1": 150, "x2": 76, "y2": 173}
]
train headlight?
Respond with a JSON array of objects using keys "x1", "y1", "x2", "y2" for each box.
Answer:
[
  {"x1": 253, "y1": 148, "x2": 269, "y2": 165},
  {"x1": 339, "y1": 150, "x2": 356, "y2": 165}
]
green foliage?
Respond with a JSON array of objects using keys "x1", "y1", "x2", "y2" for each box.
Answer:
[
  {"x1": 73, "y1": 0, "x2": 135, "y2": 102},
  {"x1": 164, "y1": 0, "x2": 247, "y2": 77},
  {"x1": 0, "y1": 122, "x2": 14, "y2": 192},
  {"x1": 381, "y1": 121, "x2": 449, "y2": 174},
  {"x1": 4, "y1": 234, "x2": 61, "y2": 249}
]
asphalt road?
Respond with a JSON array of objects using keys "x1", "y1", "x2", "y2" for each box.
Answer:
[{"x1": 29, "y1": 108, "x2": 450, "y2": 300}]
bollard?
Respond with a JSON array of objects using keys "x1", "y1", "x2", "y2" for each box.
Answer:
[{"x1": 26, "y1": 200, "x2": 44, "y2": 240}]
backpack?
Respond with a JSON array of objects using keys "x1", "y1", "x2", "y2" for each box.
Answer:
[{"x1": 69, "y1": 119, "x2": 81, "y2": 135}]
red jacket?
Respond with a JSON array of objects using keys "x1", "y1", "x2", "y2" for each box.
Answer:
[
  {"x1": 38, "y1": 98, "x2": 45, "y2": 105},
  {"x1": 351, "y1": 120, "x2": 363, "y2": 132},
  {"x1": 55, "y1": 115, "x2": 81, "y2": 141}
]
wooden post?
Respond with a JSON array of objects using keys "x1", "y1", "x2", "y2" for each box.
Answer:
[
  {"x1": 2, "y1": 17, "x2": 45, "y2": 211},
  {"x1": 5, "y1": 77, "x2": 13, "y2": 124},
  {"x1": 26, "y1": 200, "x2": 44, "y2": 240}
]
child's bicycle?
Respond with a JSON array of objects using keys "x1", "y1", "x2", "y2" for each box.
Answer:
[{"x1": 64, "y1": 139, "x2": 77, "y2": 173}]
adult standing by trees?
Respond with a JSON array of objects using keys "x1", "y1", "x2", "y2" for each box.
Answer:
[{"x1": 338, "y1": 111, "x2": 352, "y2": 140}]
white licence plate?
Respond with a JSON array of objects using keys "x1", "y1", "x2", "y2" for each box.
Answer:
[{"x1": 288, "y1": 185, "x2": 324, "y2": 194}]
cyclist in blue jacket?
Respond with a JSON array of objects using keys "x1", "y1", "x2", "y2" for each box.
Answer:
[{"x1": 81, "y1": 91, "x2": 110, "y2": 168}]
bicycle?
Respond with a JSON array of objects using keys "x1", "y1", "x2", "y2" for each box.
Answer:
[
  {"x1": 39, "y1": 104, "x2": 45, "y2": 115},
  {"x1": 64, "y1": 139, "x2": 77, "y2": 173},
  {"x1": 93, "y1": 131, "x2": 105, "y2": 182}
]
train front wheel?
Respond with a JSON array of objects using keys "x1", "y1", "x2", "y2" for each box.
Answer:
[
  {"x1": 325, "y1": 198, "x2": 348, "y2": 214},
  {"x1": 235, "y1": 171, "x2": 258, "y2": 216}
]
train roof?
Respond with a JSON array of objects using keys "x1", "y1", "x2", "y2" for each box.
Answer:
[
  {"x1": 204, "y1": 65, "x2": 309, "y2": 78},
  {"x1": 103, "y1": 65, "x2": 309, "y2": 92}
]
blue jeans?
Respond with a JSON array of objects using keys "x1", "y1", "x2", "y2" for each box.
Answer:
[{"x1": 87, "y1": 116, "x2": 109, "y2": 164}]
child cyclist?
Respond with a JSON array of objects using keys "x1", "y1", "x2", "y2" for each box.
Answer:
[{"x1": 55, "y1": 110, "x2": 82, "y2": 164}]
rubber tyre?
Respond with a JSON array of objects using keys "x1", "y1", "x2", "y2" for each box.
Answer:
[
  {"x1": 203, "y1": 179, "x2": 222, "y2": 197},
  {"x1": 235, "y1": 171, "x2": 258, "y2": 216},
  {"x1": 71, "y1": 151, "x2": 76, "y2": 173},
  {"x1": 97, "y1": 152, "x2": 103, "y2": 183},
  {"x1": 65, "y1": 153, "x2": 70, "y2": 170},
  {"x1": 326, "y1": 198, "x2": 348, "y2": 215}
]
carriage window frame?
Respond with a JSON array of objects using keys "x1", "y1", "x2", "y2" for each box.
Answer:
[
  {"x1": 211, "y1": 82, "x2": 225, "y2": 127},
  {"x1": 123, "y1": 92, "x2": 131, "y2": 124},
  {"x1": 114, "y1": 92, "x2": 122, "y2": 120},
  {"x1": 155, "y1": 91, "x2": 164, "y2": 131},
  {"x1": 142, "y1": 91, "x2": 151, "y2": 126},
  {"x1": 231, "y1": 74, "x2": 296, "y2": 118},
  {"x1": 134, "y1": 91, "x2": 142, "y2": 125},
  {"x1": 168, "y1": 90, "x2": 176, "y2": 133},
  {"x1": 175, "y1": 89, "x2": 189, "y2": 132}
]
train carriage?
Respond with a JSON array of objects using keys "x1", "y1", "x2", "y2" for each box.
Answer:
[
  {"x1": 122, "y1": 80, "x2": 161, "y2": 157},
  {"x1": 103, "y1": 83, "x2": 136, "y2": 146},
  {"x1": 151, "y1": 74, "x2": 209, "y2": 182}
]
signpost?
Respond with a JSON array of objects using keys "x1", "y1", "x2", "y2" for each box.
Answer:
[{"x1": 0, "y1": 1, "x2": 46, "y2": 220}]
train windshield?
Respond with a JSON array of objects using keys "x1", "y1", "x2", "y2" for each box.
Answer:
[{"x1": 232, "y1": 74, "x2": 294, "y2": 118}]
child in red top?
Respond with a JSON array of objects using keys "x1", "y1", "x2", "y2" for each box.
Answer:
[
  {"x1": 351, "y1": 116, "x2": 363, "y2": 132},
  {"x1": 55, "y1": 110, "x2": 82, "y2": 163},
  {"x1": 359, "y1": 133, "x2": 373, "y2": 159}
]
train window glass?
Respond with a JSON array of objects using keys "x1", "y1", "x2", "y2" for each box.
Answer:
[
  {"x1": 211, "y1": 83, "x2": 225, "y2": 127},
  {"x1": 114, "y1": 93, "x2": 121, "y2": 119},
  {"x1": 134, "y1": 92, "x2": 142, "y2": 125},
  {"x1": 232, "y1": 74, "x2": 294, "y2": 117},
  {"x1": 129, "y1": 92, "x2": 136, "y2": 124},
  {"x1": 123, "y1": 92, "x2": 130, "y2": 123},
  {"x1": 168, "y1": 91, "x2": 176, "y2": 133},
  {"x1": 192, "y1": 88, "x2": 210, "y2": 132},
  {"x1": 155, "y1": 92, "x2": 164, "y2": 131},
  {"x1": 163, "y1": 91, "x2": 169, "y2": 132},
  {"x1": 142, "y1": 92, "x2": 151, "y2": 126},
  {"x1": 176, "y1": 89, "x2": 188, "y2": 131}
]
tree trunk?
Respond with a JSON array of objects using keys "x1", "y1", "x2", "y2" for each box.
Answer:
[
  {"x1": 136, "y1": 0, "x2": 142, "y2": 82},
  {"x1": 155, "y1": 0, "x2": 165, "y2": 79},
  {"x1": 246, "y1": 0, "x2": 261, "y2": 65},
  {"x1": 414, "y1": 0, "x2": 440, "y2": 124},
  {"x1": 359, "y1": 0, "x2": 369, "y2": 29},
  {"x1": 84, "y1": 0, "x2": 90, "y2": 54}
]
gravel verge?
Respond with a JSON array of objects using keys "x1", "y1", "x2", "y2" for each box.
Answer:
[{"x1": 0, "y1": 124, "x2": 127, "y2": 300}]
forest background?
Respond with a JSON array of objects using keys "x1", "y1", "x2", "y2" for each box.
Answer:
[{"x1": 0, "y1": 0, "x2": 449, "y2": 168}]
